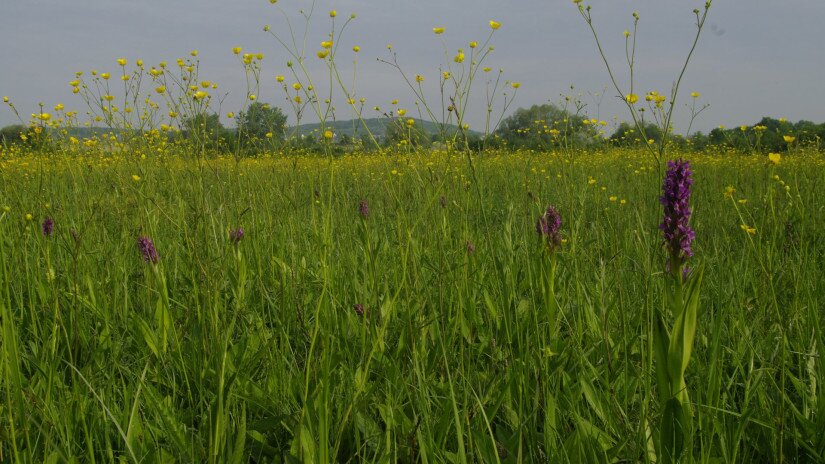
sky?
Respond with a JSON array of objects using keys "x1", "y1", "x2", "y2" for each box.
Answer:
[{"x1": 2, "y1": 0, "x2": 824, "y2": 135}]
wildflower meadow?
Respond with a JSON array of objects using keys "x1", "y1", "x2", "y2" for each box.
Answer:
[{"x1": 1, "y1": 1, "x2": 824, "y2": 462}]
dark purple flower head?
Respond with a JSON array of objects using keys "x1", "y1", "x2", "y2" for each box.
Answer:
[
  {"x1": 536, "y1": 205, "x2": 562, "y2": 251},
  {"x1": 230, "y1": 227, "x2": 244, "y2": 244},
  {"x1": 659, "y1": 159, "x2": 695, "y2": 273},
  {"x1": 41, "y1": 216, "x2": 54, "y2": 237},
  {"x1": 353, "y1": 304, "x2": 365, "y2": 316},
  {"x1": 358, "y1": 200, "x2": 369, "y2": 219},
  {"x1": 137, "y1": 235, "x2": 159, "y2": 264}
]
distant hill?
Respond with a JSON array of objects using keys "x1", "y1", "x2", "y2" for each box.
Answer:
[{"x1": 288, "y1": 117, "x2": 481, "y2": 140}]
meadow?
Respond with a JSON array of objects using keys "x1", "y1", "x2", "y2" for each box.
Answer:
[
  {"x1": 1, "y1": 147, "x2": 823, "y2": 462},
  {"x1": 2, "y1": 0, "x2": 825, "y2": 462}
]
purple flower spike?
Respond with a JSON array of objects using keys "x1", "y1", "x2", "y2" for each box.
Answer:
[
  {"x1": 137, "y1": 236, "x2": 159, "y2": 264},
  {"x1": 536, "y1": 205, "x2": 562, "y2": 251},
  {"x1": 358, "y1": 200, "x2": 370, "y2": 219},
  {"x1": 353, "y1": 304, "x2": 365, "y2": 316},
  {"x1": 660, "y1": 159, "x2": 695, "y2": 274},
  {"x1": 230, "y1": 227, "x2": 245, "y2": 244},
  {"x1": 41, "y1": 217, "x2": 54, "y2": 237}
]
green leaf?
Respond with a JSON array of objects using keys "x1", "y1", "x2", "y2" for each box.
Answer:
[{"x1": 660, "y1": 397, "x2": 688, "y2": 464}]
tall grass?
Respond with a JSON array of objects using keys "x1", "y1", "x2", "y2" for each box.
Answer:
[{"x1": 1, "y1": 149, "x2": 823, "y2": 462}]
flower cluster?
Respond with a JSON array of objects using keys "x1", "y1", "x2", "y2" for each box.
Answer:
[
  {"x1": 230, "y1": 227, "x2": 245, "y2": 244},
  {"x1": 659, "y1": 159, "x2": 695, "y2": 274},
  {"x1": 536, "y1": 205, "x2": 562, "y2": 251},
  {"x1": 137, "y1": 236, "x2": 159, "y2": 264}
]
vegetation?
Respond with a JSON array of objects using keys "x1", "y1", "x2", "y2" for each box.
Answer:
[{"x1": 1, "y1": 0, "x2": 823, "y2": 462}]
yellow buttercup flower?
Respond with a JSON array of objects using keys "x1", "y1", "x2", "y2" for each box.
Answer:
[
  {"x1": 489, "y1": 20, "x2": 501, "y2": 30},
  {"x1": 324, "y1": 130, "x2": 334, "y2": 139},
  {"x1": 276, "y1": 75, "x2": 285, "y2": 82},
  {"x1": 292, "y1": 83, "x2": 302, "y2": 91},
  {"x1": 132, "y1": 175, "x2": 141, "y2": 182},
  {"x1": 155, "y1": 86, "x2": 166, "y2": 94},
  {"x1": 433, "y1": 27, "x2": 445, "y2": 34},
  {"x1": 117, "y1": 58, "x2": 127, "y2": 66},
  {"x1": 415, "y1": 75, "x2": 424, "y2": 83},
  {"x1": 190, "y1": 50, "x2": 198, "y2": 57},
  {"x1": 783, "y1": 135, "x2": 796, "y2": 143},
  {"x1": 768, "y1": 153, "x2": 781, "y2": 165},
  {"x1": 690, "y1": 91, "x2": 700, "y2": 98},
  {"x1": 233, "y1": 47, "x2": 242, "y2": 55},
  {"x1": 625, "y1": 93, "x2": 638, "y2": 104},
  {"x1": 101, "y1": 73, "x2": 110, "y2": 80},
  {"x1": 317, "y1": 50, "x2": 329, "y2": 59},
  {"x1": 353, "y1": 45, "x2": 360, "y2": 52},
  {"x1": 194, "y1": 91, "x2": 208, "y2": 100},
  {"x1": 511, "y1": 82, "x2": 521, "y2": 89},
  {"x1": 249, "y1": 94, "x2": 256, "y2": 101},
  {"x1": 227, "y1": 112, "x2": 234, "y2": 118},
  {"x1": 329, "y1": 10, "x2": 337, "y2": 17}
]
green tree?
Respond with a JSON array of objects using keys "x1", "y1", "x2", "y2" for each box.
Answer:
[{"x1": 236, "y1": 103, "x2": 287, "y2": 146}]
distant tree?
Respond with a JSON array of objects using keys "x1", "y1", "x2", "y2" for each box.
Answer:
[
  {"x1": 0, "y1": 124, "x2": 29, "y2": 146},
  {"x1": 236, "y1": 103, "x2": 287, "y2": 146},
  {"x1": 384, "y1": 117, "x2": 429, "y2": 148},
  {"x1": 182, "y1": 113, "x2": 231, "y2": 151},
  {"x1": 495, "y1": 103, "x2": 593, "y2": 149},
  {"x1": 610, "y1": 121, "x2": 662, "y2": 147}
]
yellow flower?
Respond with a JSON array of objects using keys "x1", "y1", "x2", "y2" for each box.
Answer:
[
  {"x1": 154, "y1": 85, "x2": 165, "y2": 94},
  {"x1": 226, "y1": 112, "x2": 235, "y2": 119},
  {"x1": 353, "y1": 45, "x2": 360, "y2": 52},
  {"x1": 690, "y1": 91, "x2": 700, "y2": 98},
  {"x1": 489, "y1": 20, "x2": 501, "y2": 30},
  {"x1": 415, "y1": 74, "x2": 424, "y2": 83},
  {"x1": 329, "y1": 10, "x2": 337, "y2": 17},
  {"x1": 625, "y1": 93, "x2": 638, "y2": 104},
  {"x1": 26, "y1": 213, "x2": 33, "y2": 221},
  {"x1": 397, "y1": 108, "x2": 407, "y2": 116},
  {"x1": 740, "y1": 224, "x2": 757, "y2": 235},
  {"x1": 276, "y1": 75, "x2": 285, "y2": 82},
  {"x1": 265, "y1": 132, "x2": 273, "y2": 138},
  {"x1": 292, "y1": 83, "x2": 302, "y2": 91},
  {"x1": 768, "y1": 153, "x2": 781, "y2": 165},
  {"x1": 190, "y1": 50, "x2": 198, "y2": 57},
  {"x1": 249, "y1": 94, "x2": 257, "y2": 101},
  {"x1": 454, "y1": 50, "x2": 465, "y2": 63},
  {"x1": 3, "y1": 96, "x2": 9, "y2": 103},
  {"x1": 433, "y1": 27, "x2": 445, "y2": 34},
  {"x1": 132, "y1": 174, "x2": 141, "y2": 182},
  {"x1": 723, "y1": 185, "x2": 736, "y2": 199},
  {"x1": 406, "y1": 118, "x2": 415, "y2": 126},
  {"x1": 233, "y1": 47, "x2": 242, "y2": 55},
  {"x1": 511, "y1": 82, "x2": 521, "y2": 89},
  {"x1": 121, "y1": 75, "x2": 130, "y2": 81},
  {"x1": 54, "y1": 103, "x2": 64, "y2": 111},
  {"x1": 783, "y1": 135, "x2": 795, "y2": 143},
  {"x1": 117, "y1": 58, "x2": 127, "y2": 66},
  {"x1": 391, "y1": 99, "x2": 398, "y2": 105},
  {"x1": 442, "y1": 71, "x2": 451, "y2": 80},
  {"x1": 483, "y1": 67, "x2": 491, "y2": 72},
  {"x1": 623, "y1": 30, "x2": 630, "y2": 38},
  {"x1": 194, "y1": 91, "x2": 208, "y2": 100},
  {"x1": 321, "y1": 41, "x2": 333, "y2": 49},
  {"x1": 294, "y1": 95, "x2": 302, "y2": 103},
  {"x1": 136, "y1": 59, "x2": 143, "y2": 67},
  {"x1": 324, "y1": 130, "x2": 334, "y2": 139},
  {"x1": 469, "y1": 41, "x2": 478, "y2": 48},
  {"x1": 101, "y1": 73, "x2": 111, "y2": 80},
  {"x1": 317, "y1": 50, "x2": 329, "y2": 59}
]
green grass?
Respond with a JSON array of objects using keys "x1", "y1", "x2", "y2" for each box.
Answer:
[{"x1": 0, "y1": 149, "x2": 823, "y2": 463}]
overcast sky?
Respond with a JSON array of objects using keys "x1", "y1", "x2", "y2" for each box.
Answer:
[{"x1": 2, "y1": 0, "x2": 823, "y2": 134}]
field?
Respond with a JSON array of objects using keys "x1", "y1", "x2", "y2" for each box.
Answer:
[
  {"x1": 1, "y1": 148, "x2": 823, "y2": 462},
  {"x1": 2, "y1": 0, "x2": 825, "y2": 462}
]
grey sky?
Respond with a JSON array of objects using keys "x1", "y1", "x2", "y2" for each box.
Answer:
[{"x1": 2, "y1": 0, "x2": 824, "y2": 135}]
